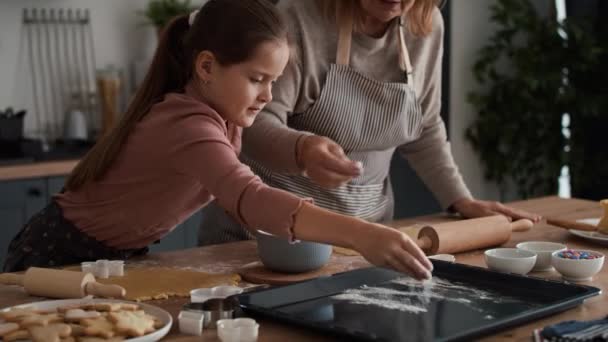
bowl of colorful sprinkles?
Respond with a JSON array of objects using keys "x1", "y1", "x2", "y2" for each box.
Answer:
[{"x1": 551, "y1": 249, "x2": 604, "y2": 282}]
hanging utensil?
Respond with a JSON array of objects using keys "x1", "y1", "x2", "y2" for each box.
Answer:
[{"x1": 24, "y1": 9, "x2": 42, "y2": 141}]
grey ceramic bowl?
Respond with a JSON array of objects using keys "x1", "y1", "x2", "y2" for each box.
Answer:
[{"x1": 255, "y1": 230, "x2": 332, "y2": 273}]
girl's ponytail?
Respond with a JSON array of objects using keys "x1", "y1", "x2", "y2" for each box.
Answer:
[{"x1": 66, "y1": 15, "x2": 191, "y2": 190}]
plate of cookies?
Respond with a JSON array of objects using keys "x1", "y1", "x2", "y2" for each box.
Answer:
[{"x1": 0, "y1": 298, "x2": 172, "y2": 341}]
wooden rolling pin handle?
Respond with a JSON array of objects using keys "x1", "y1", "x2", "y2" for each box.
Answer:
[
  {"x1": 85, "y1": 282, "x2": 126, "y2": 299},
  {"x1": 417, "y1": 226, "x2": 439, "y2": 255},
  {"x1": 546, "y1": 218, "x2": 598, "y2": 232},
  {"x1": 511, "y1": 219, "x2": 534, "y2": 232},
  {"x1": 0, "y1": 273, "x2": 25, "y2": 286}
]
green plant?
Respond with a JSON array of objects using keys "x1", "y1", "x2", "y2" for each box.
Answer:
[
  {"x1": 140, "y1": 0, "x2": 194, "y2": 29},
  {"x1": 466, "y1": 0, "x2": 605, "y2": 199}
]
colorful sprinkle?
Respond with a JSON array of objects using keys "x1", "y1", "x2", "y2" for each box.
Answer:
[{"x1": 557, "y1": 249, "x2": 601, "y2": 260}]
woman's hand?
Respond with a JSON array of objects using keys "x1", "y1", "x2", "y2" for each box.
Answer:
[
  {"x1": 451, "y1": 198, "x2": 542, "y2": 223},
  {"x1": 352, "y1": 223, "x2": 433, "y2": 280},
  {"x1": 296, "y1": 135, "x2": 362, "y2": 189}
]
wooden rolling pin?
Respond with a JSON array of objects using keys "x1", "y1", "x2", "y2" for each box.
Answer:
[
  {"x1": 414, "y1": 215, "x2": 533, "y2": 255},
  {"x1": 0, "y1": 267, "x2": 126, "y2": 299},
  {"x1": 545, "y1": 218, "x2": 599, "y2": 232}
]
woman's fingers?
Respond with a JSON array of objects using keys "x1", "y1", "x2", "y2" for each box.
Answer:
[{"x1": 492, "y1": 202, "x2": 542, "y2": 222}]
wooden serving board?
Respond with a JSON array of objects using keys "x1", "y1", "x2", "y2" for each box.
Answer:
[{"x1": 238, "y1": 261, "x2": 352, "y2": 285}]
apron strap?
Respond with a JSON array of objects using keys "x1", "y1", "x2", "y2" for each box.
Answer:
[
  {"x1": 336, "y1": 2, "x2": 353, "y2": 66},
  {"x1": 335, "y1": 7, "x2": 414, "y2": 84},
  {"x1": 398, "y1": 16, "x2": 414, "y2": 85}
]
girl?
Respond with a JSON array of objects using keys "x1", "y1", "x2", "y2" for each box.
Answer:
[{"x1": 3, "y1": 0, "x2": 432, "y2": 280}]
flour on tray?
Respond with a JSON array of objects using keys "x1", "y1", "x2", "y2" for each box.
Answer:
[{"x1": 332, "y1": 276, "x2": 523, "y2": 315}]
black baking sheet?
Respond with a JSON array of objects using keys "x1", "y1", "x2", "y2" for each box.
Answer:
[{"x1": 236, "y1": 261, "x2": 600, "y2": 341}]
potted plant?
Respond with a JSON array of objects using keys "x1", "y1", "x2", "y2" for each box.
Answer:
[
  {"x1": 465, "y1": 0, "x2": 605, "y2": 199},
  {"x1": 140, "y1": 0, "x2": 195, "y2": 35}
]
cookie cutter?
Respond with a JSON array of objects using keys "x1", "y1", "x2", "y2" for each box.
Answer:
[
  {"x1": 94, "y1": 260, "x2": 110, "y2": 278},
  {"x1": 217, "y1": 318, "x2": 259, "y2": 342},
  {"x1": 190, "y1": 285, "x2": 243, "y2": 303},
  {"x1": 183, "y1": 297, "x2": 238, "y2": 329},
  {"x1": 108, "y1": 260, "x2": 125, "y2": 276},
  {"x1": 81, "y1": 262, "x2": 95, "y2": 274},
  {"x1": 178, "y1": 310, "x2": 205, "y2": 336},
  {"x1": 81, "y1": 260, "x2": 125, "y2": 278}
]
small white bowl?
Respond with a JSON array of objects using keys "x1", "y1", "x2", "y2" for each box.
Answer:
[
  {"x1": 516, "y1": 241, "x2": 567, "y2": 271},
  {"x1": 551, "y1": 249, "x2": 605, "y2": 282},
  {"x1": 484, "y1": 248, "x2": 537, "y2": 275}
]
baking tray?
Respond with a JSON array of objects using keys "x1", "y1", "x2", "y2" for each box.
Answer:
[{"x1": 236, "y1": 261, "x2": 600, "y2": 341}]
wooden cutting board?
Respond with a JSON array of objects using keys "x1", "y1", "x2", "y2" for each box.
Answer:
[{"x1": 238, "y1": 261, "x2": 364, "y2": 285}]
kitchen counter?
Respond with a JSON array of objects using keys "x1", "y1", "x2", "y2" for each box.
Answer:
[
  {"x1": 0, "y1": 196, "x2": 606, "y2": 341},
  {"x1": 0, "y1": 159, "x2": 78, "y2": 181}
]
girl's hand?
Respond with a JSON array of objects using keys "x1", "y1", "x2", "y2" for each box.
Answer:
[
  {"x1": 451, "y1": 198, "x2": 542, "y2": 223},
  {"x1": 296, "y1": 135, "x2": 362, "y2": 189},
  {"x1": 353, "y1": 223, "x2": 433, "y2": 280}
]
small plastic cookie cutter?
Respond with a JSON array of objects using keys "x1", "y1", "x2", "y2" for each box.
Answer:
[
  {"x1": 217, "y1": 318, "x2": 259, "y2": 342},
  {"x1": 94, "y1": 260, "x2": 110, "y2": 278},
  {"x1": 108, "y1": 260, "x2": 125, "y2": 276},
  {"x1": 81, "y1": 261, "x2": 95, "y2": 274},
  {"x1": 183, "y1": 297, "x2": 238, "y2": 329},
  {"x1": 178, "y1": 310, "x2": 205, "y2": 336},
  {"x1": 190, "y1": 285, "x2": 243, "y2": 303},
  {"x1": 81, "y1": 260, "x2": 125, "y2": 278}
]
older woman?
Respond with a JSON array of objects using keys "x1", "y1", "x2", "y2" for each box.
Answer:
[{"x1": 198, "y1": 0, "x2": 540, "y2": 246}]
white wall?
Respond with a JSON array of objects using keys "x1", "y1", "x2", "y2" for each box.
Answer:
[
  {"x1": 449, "y1": 0, "x2": 550, "y2": 202},
  {"x1": 0, "y1": 0, "x2": 157, "y2": 138},
  {"x1": 449, "y1": 0, "x2": 503, "y2": 201}
]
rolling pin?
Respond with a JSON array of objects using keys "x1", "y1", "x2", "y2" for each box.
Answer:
[
  {"x1": 545, "y1": 218, "x2": 599, "y2": 232},
  {"x1": 547, "y1": 199, "x2": 608, "y2": 234},
  {"x1": 413, "y1": 215, "x2": 533, "y2": 255},
  {"x1": 0, "y1": 267, "x2": 125, "y2": 299}
]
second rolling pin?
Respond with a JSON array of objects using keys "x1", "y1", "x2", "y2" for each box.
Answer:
[
  {"x1": 0, "y1": 267, "x2": 126, "y2": 299},
  {"x1": 414, "y1": 215, "x2": 533, "y2": 255}
]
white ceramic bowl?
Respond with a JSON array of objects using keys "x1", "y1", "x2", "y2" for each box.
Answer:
[
  {"x1": 516, "y1": 241, "x2": 567, "y2": 271},
  {"x1": 484, "y1": 248, "x2": 537, "y2": 275},
  {"x1": 551, "y1": 249, "x2": 605, "y2": 282},
  {"x1": 255, "y1": 230, "x2": 332, "y2": 273}
]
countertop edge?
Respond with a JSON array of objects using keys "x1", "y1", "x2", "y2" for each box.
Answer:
[{"x1": 0, "y1": 160, "x2": 79, "y2": 181}]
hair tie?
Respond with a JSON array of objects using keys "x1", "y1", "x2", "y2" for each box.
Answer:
[{"x1": 188, "y1": 9, "x2": 199, "y2": 26}]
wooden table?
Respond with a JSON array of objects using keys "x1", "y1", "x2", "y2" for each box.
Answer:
[{"x1": 1, "y1": 196, "x2": 606, "y2": 341}]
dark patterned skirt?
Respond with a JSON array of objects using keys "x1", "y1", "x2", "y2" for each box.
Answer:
[{"x1": 3, "y1": 201, "x2": 148, "y2": 272}]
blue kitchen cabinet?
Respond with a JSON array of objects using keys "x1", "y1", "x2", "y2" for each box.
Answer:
[
  {"x1": 149, "y1": 209, "x2": 203, "y2": 253},
  {"x1": 47, "y1": 176, "x2": 67, "y2": 198},
  {"x1": 183, "y1": 210, "x2": 202, "y2": 249},
  {"x1": 0, "y1": 179, "x2": 48, "y2": 267},
  {"x1": 390, "y1": 154, "x2": 441, "y2": 219}
]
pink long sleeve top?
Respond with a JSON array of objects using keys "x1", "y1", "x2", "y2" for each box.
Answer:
[{"x1": 55, "y1": 86, "x2": 307, "y2": 249}]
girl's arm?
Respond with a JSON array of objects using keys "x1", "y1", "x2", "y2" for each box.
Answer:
[{"x1": 293, "y1": 202, "x2": 433, "y2": 280}]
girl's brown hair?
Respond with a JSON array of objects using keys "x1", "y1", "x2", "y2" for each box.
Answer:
[
  {"x1": 66, "y1": 0, "x2": 287, "y2": 190},
  {"x1": 319, "y1": 0, "x2": 440, "y2": 37}
]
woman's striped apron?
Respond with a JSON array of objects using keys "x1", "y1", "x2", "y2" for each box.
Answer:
[{"x1": 198, "y1": 11, "x2": 424, "y2": 245}]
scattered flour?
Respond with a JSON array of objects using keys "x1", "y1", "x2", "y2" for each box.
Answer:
[{"x1": 332, "y1": 276, "x2": 522, "y2": 315}]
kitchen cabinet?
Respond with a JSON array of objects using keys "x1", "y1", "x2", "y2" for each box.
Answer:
[
  {"x1": 0, "y1": 179, "x2": 48, "y2": 267},
  {"x1": 150, "y1": 210, "x2": 202, "y2": 253},
  {"x1": 390, "y1": 154, "x2": 441, "y2": 219}
]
